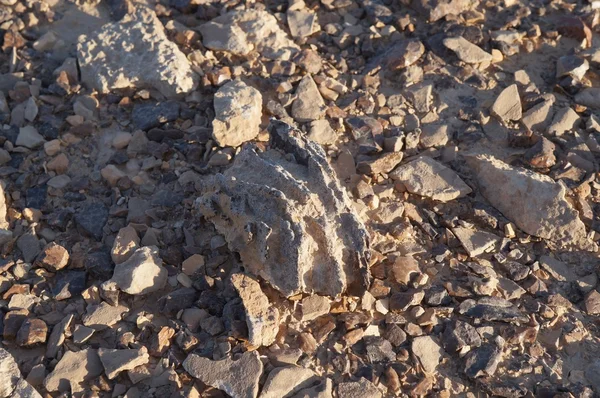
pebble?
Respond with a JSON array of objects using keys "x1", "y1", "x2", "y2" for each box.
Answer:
[{"x1": 16, "y1": 126, "x2": 45, "y2": 149}]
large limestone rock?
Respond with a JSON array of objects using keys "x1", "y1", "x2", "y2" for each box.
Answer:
[
  {"x1": 231, "y1": 273, "x2": 279, "y2": 347},
  {"x1": 77, "y1": 7, "x2": 196, "y2": 98},
  {"x1": 212, "y1": 80, "x2": 263, "y2": 148},
  {"x1": 110, "y1": 246, "x2": 167, "y2": 295},
  {"x1": 467, "y1": 154, "x2": 587, "y2": 246},
  {"x1": 196, "y1": 121, "x2": 371, "y2": 297},
  {"x1": 199, "y1": 10, "x2": 299, "y2": 60}
]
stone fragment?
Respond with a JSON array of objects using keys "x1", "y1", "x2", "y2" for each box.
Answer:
[
  {"x1": 521, "y1": 96, "x2": 555, "y2": 131},
  {"x1": 82, "y1": 302, "x2": 128, "y2": 330},
  {"x1": 524, "y1": 137, "x2": 555, "y2": 169},
  {"x1": 364, "y1": 336, "x2": 396, "y2": 363},
  {"x1": 111, "y1": 246, "x2": 167, "y2": 295},
  {"x1": 44, "y1": 349, "x2": 103, "y2": 393},
  {"x1": 99, "y1": 347, "x2": 150, "y2": 379},
  {"x1": 575, "y1": 88, "x2": 600, "y2": 109},
  {"x1": 0, "y1": 348, "x2": 20, "y2": 398},
  {"x1": 132, "y1": 102, "x2": 179, "y2": 131},
  {"x1": 556, "y1": 55, "x2": 588, "y2": 80},
  {"x1": 11, "y1": 378, "x2": 42, "y2": 398},
  {"x1": 16, "y1": 126, "x2": 45, "y2": 149},
  {"x1": 17, "y1": 233, "x2": 41, "y2": 263},
  {"x1": 46, "y1": 314, "x2": 73, "y2": 358},
  {"x1": 75, "y1": 202, "x2": 109, "y2": 241},
  {"x1": 212, "y1": 80, "x2": 262, "y2": 147},
  {"x1": 585, "y1": 290, "x2": 600, "y2": 315},
  {"x1": 287, "y1": 9, "x2": 318, "y2": 39},
  {"x1": 291, "y1": 75, "x2": 326, "y2": 123},
  {"x1": 16, "y1": 318, "x2": 47, "y2": 347},
  {"x1": 357, "y1": 153, "x2": 403, "y2": 175},
  {"x1": 77, "y1": 7, "x2": 196, "y2": 98},
  {"x1": 547, "y1": 107, "x2": 579, "y2": 136},
  {"x1": 308, "y1": 120, "x2": 337, "y2": 145},
  {"x1": 260, "y1": 366, "x2": 316, "y2": 398},
  {"x1": 412, "y1": 336, "x2": 443, "y2": 373},
  {"x1": 111, "y1": 226, "x2": 139, "y2": 264},
  {"x1": 196, "y1": 121, "x2": 370, "y2": 297},
  {"x1": 412, "y1": 0, "x2": 471, "y2": 22},
  {"x1": 390, "y1": 256, "x2": 420, "y2": 285},
  {"x1": 290, "y1": 378, "x2": 333, "y2": 398},
  {"x1": 464, "y1": 343, "x2": 502, "y2": 378},
  {"x1": 199, "y1": 10, "x2": 299, "y2": 60},
  {"x1": 458, "y1": 297, "x2": 528, "y2": 323},
  {"x1": 182, "y1": 254, "x2": 204, "y2": 276},
  {"x1": 443, "y1": 37, "x2": 492, "y2": 63},
  {"x1": 337, "y1": 378, "x2": 382, "y2": 398},
  {"x1": 231, "y1": 273, "x2": 279, "y2": 347},
  {"x1": 35, "y1": 242, "x2": 69, "y2": 272},
  {"x1": 539, "y1": 255, "x2": 575, "y2": 282},
  {"x1": 442, "y1": 320, "x2": 481, "y2": 352},
  {"x1": 73, "y1": 325, "x2": 95, "y2": 343},
  {"x1": 301, "y1": 295, "x2": 330, "y2": 322},
  {"x1": 390, "y1": 157, "x2": 472, "y2": 202},
  {"x1": 452, "y1": 226, "x2": 500, "y2": 257},
  {"x1": 183, "y1": 351, "x2": 262, "y2": 398},
  {"x1": 466, "y1": 154, "x2": 587, "y2": 245},
  {"x1": 491, "y1": 84, "x2": 521, "y2": 121}
]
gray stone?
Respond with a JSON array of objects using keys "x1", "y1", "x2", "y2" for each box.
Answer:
[
  {"x1": 287, "y1": 10, "x2": 318, "y2": 39},
  {"x1": 0, "y1": 348, "x2": 20, "y2": 398},
  {"x1": 337, "y1": 378, "x2": 382, "y2": 398},
  {"x1": 539, "y1": 255, "x2": 575, "y2": 282},
  {"x1": 575, "y1": 88, "x2": 600, "y2": 109},
  {"x1": 443, "y1": 37, "x2": 492, "y2": 63},
  {"x1": 547, "y1": 107, "x2": 580, "y2": 136},
  {"x1": 16, "y1": 126, "x2": 45, "y2": 149},
  {"x1": 452, "y1": 226, "x2": 501, "y2": 257},
  {"x1": 75, "y1": 202, "x2": 109, "y2": 241},
  {"x1": 259, "y1": 367, "x2": 316, "y2": 398},
  {"x1": 183, "y1": 351, "x2": 262, "y2": 398},
  {"x1": 82, "y1": 302, "x2": 128, "y2": 330},
  {"x1": 17, "y1": 233, "x2": 41, "y2": 263},
  {"x1": 464, "y1": 343, "x2": 502, "y2": 378},
  {"x1": 44, "y1": 349, "x2": 103, "y2": 393},
  {"x1": 46, "y1": 314, "x2": 74, "y2": 358},
  {"x1": 521, "y1": 95, "x2": 555, "y2": 131},
  {"x1": 491, "y1": 84, "x2": 521, "y2": 121},
  {"x1": 98, "y1": 347, "x2": 149, "y2": 379},
  {"x1": 308, "y1": 120, "x2": 337, "y2": 145},
  {"x1": 111, "y1": 246, "x2": 167, "y2": 295},
  {"x1": 10, "y1": 378, "x2": 42, "y2": 398},
  {"x1": 291, "y1": 75, "x2": 326, "y2": 122},
  {"x1": 412, "y1": 336, "x2": 443, "y2": 373},
  {"x1": 77, "y1": 7, "x2": 196, "y2": 98},
  {"x1": 290, "y1": 378, "x2": 333, "y2": 398},
  {"x1": 132, "y1": 101, "x2": 179, "y2": 131},
  {"x1": 458, "y1": 297, "x2": 528, "y2": 323}
]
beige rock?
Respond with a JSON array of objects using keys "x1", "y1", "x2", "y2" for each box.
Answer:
[
  {"x1": 182, "y1": 254, "x2": 205, "y2": 276},
  {"x1": 82, "y1": 302, "x2": 128, "y2": 330},
  {"x1": 412, "y1": 336, "x2": 443, "y2": 373},
  {"x1": 301, "y1": 295, "x2": 330, "y2": 322},
  {"x1": 101, "y1": 165, "x2": 126, "y2": 186},
  {"x1": 443, "y1": 37, "x2": 492, "y2": 63},
  {"x1": 111, "y1": 226, "x2": 140, "y2": 264},
  {"x1": 452, "y1": 227, "x2": 501, "y2": 257},
  {"x1": 259, "y1": 367, "x2": 316, "y2": 398},
  {"x1": 44, "y1": 349, "x2": 103, "y2": 392},
  {"x1": 111, "y1": 246, "x2": 167, "y2": 295},
  {"x1": 491, "y1": 84, "x2": 521, "y2": 121},
  {"x1": 112, "y1": 132, "x2": 133, "y2": 149},
  {"x1": 390, "y1": 256, "x2": 420, "y2": 285},
  {"x1": 44, "y1": 140, "x2": 61, "y2": 156},
  {"x1": 291, "y1": 75, "x2": 326, "y2": 122},
  {"x1": 99, "y1": 347, "x2": 150, "y2": 379},
  {"x1": 0, "y1": 348, "x2": 21, "y2": 397},
  {"x1": 47, "y1": 154, "x2": 69, "y2": 174}
]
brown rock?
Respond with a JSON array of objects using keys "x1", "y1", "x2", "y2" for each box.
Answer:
[
  {"x1": 3, "y1": 309, "x2": 29, "y2": 339},
  {"x1": 16, "y1": 318, "x2": 48, "y2": 347},
  {"x1": 35, "y1": 242, "x2": 69, "y2": 272},
  {"x1": 150, "y1": 326, "x2": 175, "y2": 357},
  {"x1": 390, "y1": 256, "x2": 420, "y2": 285},
  {"x1": 585, "y1": 290, "x2": 600, "y2": 315},
  {"x1": 47, "y1": 154, "x2": 69, "y2": 174},
  {"x1": 356, "y1": 152, "x2": 404, "y2": 175}
]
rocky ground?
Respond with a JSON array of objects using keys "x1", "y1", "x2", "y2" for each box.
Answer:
[{"x1": 0, "y1": 0, "x2": 600, "y2": 397}]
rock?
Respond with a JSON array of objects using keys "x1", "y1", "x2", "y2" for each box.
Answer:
[
  {"x1": 101, "y1": 165, "x2": 125, "y2": 187},
  {"x1": 73, "y1": 325, "x2": 95, "y2": 343},
  {"x1": 0, "y1": 183, "x2": 6, "y2": 229},
  {"x1": 3, "y1": 310, "x2": 29, "y2": 339},
  {"x1": 231, "y1": 273, "x2": 279, "y2": 347},
  {"x1": 44, "y1": 349, "x2": 103, "y2": 393},
  {"x1": 452, "y1": 226, "x2": 501, "y2": 257},
  {"x1": 86, "y1": 250, "x2": 114, "y2": 280},
  {"x1": 132, "y1": 101, "x2": 179, "y2": 131},
  {"x1": 390, "y1": 256, "x2": 420, "y2": 285},
  {"x1": 524, "y1": 137, "x2": 556, "y2": 169},
  {"x1": 77, "y1": 7, "x2": 196, "y2": 98},
  {"x1": 290, "y1": 378, "x2": 333, "y2": 398},
  {"x1": 260, "y1": 367, "x2": 316, "y2": 398},
  {"x1": 308, "y1": 120, "x2": 337, "y2": 145},
  {"x1": 111, "y1": 246, "x2": 167, "y2": 295},
  {"x1": 182, "y1": 254, "x2": 204, "y2": 276},
  {"x1": 301, "y1": 295, "x2": 330, "y2": 322},
  {"x1": 575, "y1": 88, "x2": 600, "y2": 109},
  {"x1": 82, "y1": 302, "x2": 128, "y2": 330},
  {"x1": 47, "y1": 175, "x2": 71, "y2": 189},
  {"x1": 443, "y1": 37, "x2": 492, "y2": 63},
  {"x1": 196, "y1": 121, "x2": 370, "y2": 297},
  {"x1": 52, "y1": 270, "x2": 87, "y2": 300},
  {"x1": 364, "y1": 336, "x2": 396, "y2": 363},
  {"x1": 287, "y1": 9, "x2": 318, "y2": 39},
  {"x1": 491, "y1": 84, "x2": 521, "y2": 121},
  {"x1": 547, "y1": 107, "x2": 579, "y2": 136},
  {"x1": 412, "y1": 0, "x2": 471, "y2": 22},
  {"x1": 390, "y1": 157, "x2": 472, "y2": 202},
  {"x1": 16, "y1": 126, "x2": 45, "y2": 149},
  {"x1": 0, "y1": 149, "x2": 10, "y2": 165},
  {"x1": 412, "y1": 336, "x2": 443, "y2": 373},
  {"x1": 46, "y1": 314, "x2": 73, "y2": 358},
  {"x1": 458, "y1": 297, "x2": 528, "y2": 323},
  {"x1": 464, "y1": 343, "x2": 502, "y2": 378},
  {"x1": 11, "y1": 378, "x2": 42, "y2": 398},
  {"x1": 16, "y1": 318, "x2": 47, "y2": 347},
  {"x1": 584, "y1": 290, "x2": 600, "y2": 315},
  {"x1": 539, "y1": 255, "x2": 575, "y2": 282},
  {"x1": 356, "y1": 152, "x2": 403, "y2": 175},
  {"x1": 212, "y1": 80, "x2": 263, "y2": 147},
  {"x1": 291, "y1": 75, "x2": 326, "y2": 122},
  {"x1": 75, "y1": 202, "x2": 109, "y2": 241},
  {"x1": 183, "y1": 351, "x2": 262, "y2": 398},
  {"x1": 111, "y1": 226, "x2": 139, "y2": 264},
  {"x1": 556, "y1": 55, "x2": 588, "y2": 80},
  {"x1": 419, "y1": 123, "x2": 449, "y2": 148},
  {"x1": 0, "y1": 348, "x2": 20, "y2": 398},
  {"x1": 337, "y1": 378, "x2": 382, "y2": 398},
  {"x1": 17, "y1": 233, "x2": 41, "y2": 263},
  {"x1": 98, "y1": 347, "x2": 149, "y2": 379},
  {"x1": 466, "y1": 154, "x2": 587, "y2": 246},
  {"x1": 199, "y1": 10, "x2": 299, "y2": 60},
  {"x1": 442, "y1": 320, "x2": 481, "y2": 352},
  {"x1": 521, "y1": 96, "x2": 555, "y2": 131},
  {"x1": 34, "y1": 242, "x2": 69, "y2": 272}
]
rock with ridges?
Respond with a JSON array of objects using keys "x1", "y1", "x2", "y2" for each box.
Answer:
[
  {"x1": 196, "y1": 121, "x2": 370, "y2": 297},
  {"x1": 111, "y1": 246, "x2": 167, "y2": 295},
  {"x1": 183, "y1": 351, "x2": 262, "y2": 398},
  {"x1": 212, "y1": 80, "x2": 263, "y2": 148},
  {"x1": 111, "y1": 226, "x2": 139, "y2": 265},
  {"x1": 77, "y1": 7, "x2": 196, "y2": 98}
]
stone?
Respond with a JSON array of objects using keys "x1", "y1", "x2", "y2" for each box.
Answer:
[
  {"x1": 212, "y1": 80, "x2": 263, "y2": 147},
  {"x1": 356, "y1": 153, "x2": 403, "y2": 175},
  {"x1": 16, "y1": 318, "x2": 47, "y2": 347},
  {"x1": 75, "y1": 202, "x2": 109, "y2": 241},
  {"x1": 231, "y1": 273, "x2": 279, "y2": 347},
  {"x1": 524, "y1": 137, "x2": 556, "y2": 169},
  {"x1": 442, "y1": 320, "x2": 481, "y2": 352},
  {"x1": 11, "y1": 378, "x2": 42, "y2": 398},
  {"x1": 301, "y1": 295, "x2": 330, "y2": 322},
  {"x1": 556, "y1": 55, "x2": 588, "y2": 80},
  {"x1": 46, "y1": 314, "x2": 73, "y2": 358},
  {"x1": 52, "y1": 270, "x2": 87, "y2": 300},
  {"x1": 290, "y1": 378, "x2": 333, "y2": 398},
  {"x1": 77, "y1": 7, "x2": 196, "y2": 98},
  {"x1": 260, "y1": 367, "x2": 316, "y2": 398},
  {"x1": 308, "y1": 120, "x2": 337, "y2": 145},
  {"x1": 0, "y1": 348, "x2": 20, "y2": 398},
  {"x1": 337, "y1": 378, "x2": 382, "y2": 398},
  {"x1": 412, "y1": 0, "x2": 471, "y2": 22},
  {"x1": 0, "y1": 149, "x2": 10, "y2": 165},
  {"x1": 466, "y1": 154, "x2": 587, "y2": 246},
  {"x1": 547, "y1": 107, "x2": 579, "y2": 136},
  {"x1": 17, "y1": 233, "x2": 41, "y2": 263},
  {"x1": 3, "y1": 310, "x2": 29, "y2": 339},
  {"x1": 287, "y1": 9, "x2": 318, "y2": 39},
  {"x1": 464, "y1": 343, "x2": 502, "y2": 378},
  {"x1": 86, "y1": 250, "x2": 114, "y2": 280},
  {"x1": 491, "y1": 84, "x2": 521, "y2": 121},
  {"x1": 575, "y1": 88, "x2": 600, "y2": 109},
  {"x1": 73, "y1": 325, "x2": 95, "y2": 343},
  {"x1": 183, "y1": 351, "x2": 262, "y2": 398},
  {"x1": 452, "y1": 226, "x2": 501, "y2": 257},
  {"x1": 132, "y1": 101, "x2": 179, "y2": 131},
  {"x1": 443, "y1": 37, "x2": 493, "y2": 63},
  {"x1": 44, "y1": 349, "x2": 103, "y2": 393},
  {"x1": 182, "y1": 254, "x2": 204, "y2": 276},
  {"x1": 539, "y1": 255, "x2": 575, "y2": 282},
  {"x1": 420, "y1": 123, "x2": 449, "y2": 148},
  {"x1": 8, "y1": 294, "x2": 36, "y2": 311},
  {"x1": 111, "y1": 226, "x2": 139, "y2": 264},
  {"x1": 82, "y1": 302, "x2": 128, "y2": 330},
  {"x1": 390, "y1": 157, "x2": 472, "y2": 202},
  {"x1": 291, "y1": 75, "x2": 326, "y2": 122},
  {"x1": 47, "y1": 175, "x2": 71, "y2": 189},
  {"x1": 101, "y1": 165, "x2": 126, "y2": 186},
  {"x1": 364, "y1": 336, "x2": 396, "y2": 363},
  {"x1": 458, "y1": 297, "x2": 528, "y2": 323},
  {"x1": 584, "y1": 290, "x2": 600, "y2": 315},
  {"x1": 196, "y1": 121, "x2": 370, "y2": 297},
  {"x1": 35, "y1": 242, "x2": 69, "y2": 272},
  {"x1": 199, "y1": 10, "x2": 299, "y2": 60},
  {"x1": 390, "y1": 256, "x2": 420, "y2": 285},
  {"x1": 99, "y1": 347, "x2": 150, "y2": 379},
  {"x1": 521, "y1": 96, "x2": 555, "y2": 131},
  {"x1": 16, "y1": 126, "x2": 45, "y2": 149},
  {"x1": 111, "y1": 246, "x2": 167, "y2": 295},
  {"x1": 412, "y1": 336, "x2": 443, "y2": 373}
]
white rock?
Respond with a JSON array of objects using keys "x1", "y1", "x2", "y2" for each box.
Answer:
[
  {"x1": 0, "y1": 348, "x2": 20, "y2": 398},
  {"x1": 77, "y1": 7, "x2": 196, "y2": 98},
  {"x1": 390, "y1": 157, "x2": 472, "y2": 202},
  {"x1": 16, "y1": 126, "x2": 45, "y2": 149},
  {"x1": 212, "y1": 80, "x2": 263, "y2": 147},
  {"x1": 443, "y1": 37, "x2": 492, "y2": 64},
  {"x1": 111, "y1": 246, "x2": 167, "y2": 295}
]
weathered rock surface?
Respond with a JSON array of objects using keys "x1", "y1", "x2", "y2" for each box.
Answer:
[
  {"x1": 259, "y1": 366, "x2": 316, "y2": 398},
  {"x1": 77, "y1": 7, "x2": 196, "y2": 98},
  {"x1": 44, "y1": 349, "x2": 103, "y2": 392},
  {"x1": 111, "y1": 246, "x2": 167, "y2": 295},
  {"x1": 111, "y1": 225, "x2": 139, "y2": 264},
  {"x1": 291, "y1": 75, "x2": 326, "y2": 122},
  {"x1": 183, "y1": 351, "x2": 263, "y2": 398},
  {"x1": 199, "y1": 10, "x2": 299, "y2": 60},
  {"x1": 212, "y1": 80, "x2": 263, "y2": 148},
  {"x1": 0, "y1": 348, "x2": 20, "y2": 397},
  {"x1": 196, "y1": 121, "x2": 370, "y2": 297},
  {"x1": 337, "y1": 378, "x2": 382, "y2": 398},
  {"x1": 231, "y1": 273, "x2": 279, "y2": 347},
  {"x1": 452, "y1": 226, "x2": 501, "y2": 257},
  {"x1": 491, "y1": 84, "x2": 521, "y2": 121},
  {"x1": 466, "y1": 154, "x2": 587, "y2": 245},
  {"x1": 390, "y1": 157, "x2": 472, "y2": 202},
  {"x1": 443, "y1": 37, "x2": 493, "y2": 63},
  {"x1": 412, "y1": 336, "x2": 443, "y2": 373},
  {"x1": 98, "y1": 347, "x2": 149, "y2": 379}
]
